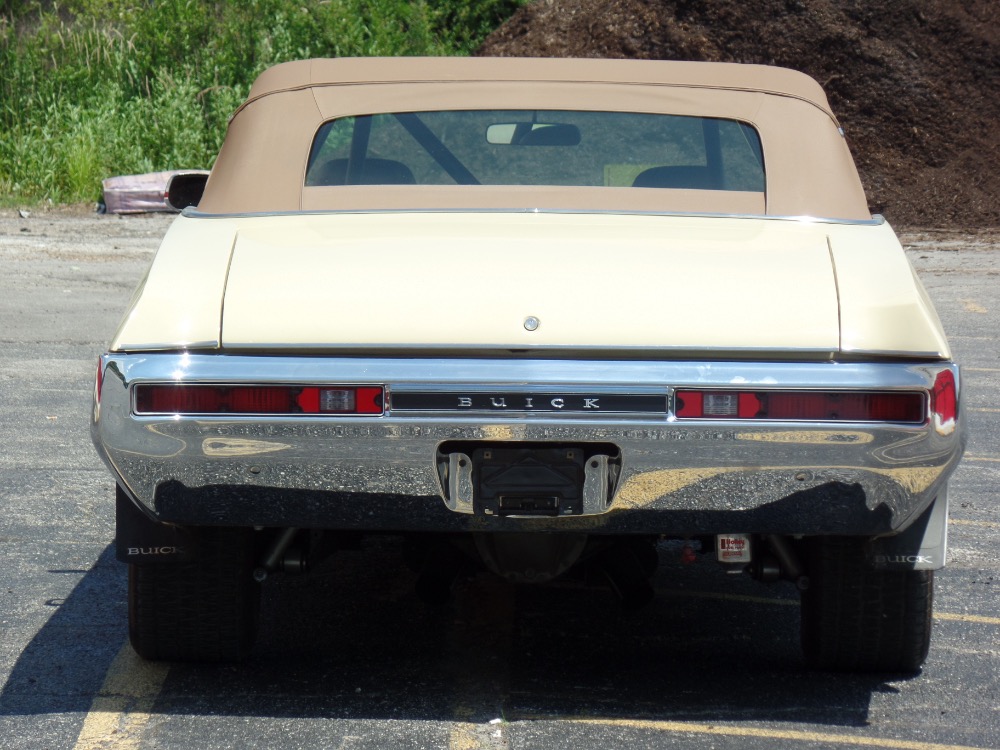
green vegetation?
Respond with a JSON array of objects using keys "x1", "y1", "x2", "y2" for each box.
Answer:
[{"x1": 0, "y1": 0, "x2": 524, "y2": 205}]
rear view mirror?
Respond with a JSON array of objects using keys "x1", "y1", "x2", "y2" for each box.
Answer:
[
  {"x1": 486, "y1": 122, "x2": 581, "y2": 146},
  {"x1": 165, "y1": 171, "x2": 210, "y2": 210}
]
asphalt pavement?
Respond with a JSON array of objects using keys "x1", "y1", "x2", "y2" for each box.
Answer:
[{"x1": 0, "y1": 213, "x2": 997, "y2": 750}]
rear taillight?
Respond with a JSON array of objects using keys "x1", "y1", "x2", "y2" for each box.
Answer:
[
  {"x1": 930, "y1": 368, "x2": 957, "y2": 434},
  {"x1": 134, "y1": 384, "x2": 384, "y2": 416},
  {"x1": 674, "y1": 390, "x2": 925, "y2": 423}
]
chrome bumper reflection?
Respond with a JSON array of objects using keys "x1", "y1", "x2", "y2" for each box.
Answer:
[{"x1": 92, "y1": 353, "x2": 965, "y2": 534}]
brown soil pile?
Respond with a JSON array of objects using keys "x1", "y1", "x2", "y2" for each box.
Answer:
[{"x1": 478, "y1": 0, "x2": 1000, "y2": 228}]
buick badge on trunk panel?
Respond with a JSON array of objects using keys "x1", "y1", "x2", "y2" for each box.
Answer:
[{"x1": 92, "y1": 57, "x2": 965, "y2": 670}]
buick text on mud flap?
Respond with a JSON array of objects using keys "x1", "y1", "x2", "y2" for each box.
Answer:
[
  {"x1": 127, "y1": 546, "x2": 186, "y2": 556},
  {"x1": 875, "y1": 554, "x2": 934, "y2": 565}
]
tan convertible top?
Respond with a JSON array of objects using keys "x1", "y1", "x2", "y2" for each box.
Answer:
[{"x1": 198, "y1": 57, "x2": 871, "y2": 219}]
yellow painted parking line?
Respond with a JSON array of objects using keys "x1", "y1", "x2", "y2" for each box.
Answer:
[
  {"x1": 963, "y1": 367, "x2": 1000, "y2": 372},
  {"x1": 524, "y1": 716, "x2": 994, "y2": 750},
  {"x1": 448, "y1": 706, "x2": 484, "y2": 750},
  {"x1": 67, "y1": 593, "x2": 994, "y2": 750},
  {"x1": 964, "y1": 455, "x2": 1000, "y2": 463},
  {"x1": 950, "y1": 518, "x2": 1000, "y2": 529},
  {"x1": 969, "y1": 408, "x2": 1000, "y2": 413},
  {"x1": 446, "y1": 579, "x2": 515, "y2": 750},
  {"x1": 73, "y1": 643, "x2": 168, "y2": 750},
  {"x1": 960, "y1": 299, "x2": 988, "y2": 314},
  {"x1": 448, "y1": 722, "x2": 481, "y2": 750}
]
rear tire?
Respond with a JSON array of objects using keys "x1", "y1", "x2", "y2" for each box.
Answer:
[
  {"x1": 128, "y1": 527, "x2": 260, "y2": 662},
  {"x1": 801, "y1": 536, "x2": 932, "y2": 673}
]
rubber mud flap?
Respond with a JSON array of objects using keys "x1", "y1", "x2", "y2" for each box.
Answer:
[
  {"x1": 116, "y1": 483, "x2": 194, "y2": 565},
  {"x1": 128, "y1": 526, "x2": 260, "y2": 662}
]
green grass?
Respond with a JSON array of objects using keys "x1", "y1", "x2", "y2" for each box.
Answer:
[{"x1": 0, "y1": 0, "x2": 525, "y2": 205}]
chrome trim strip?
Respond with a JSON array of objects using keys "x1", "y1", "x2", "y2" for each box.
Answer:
[
  {"x1": 182, "y1": 206, "x2": 885, "y2": 227},
  {"x1": 187, "y1": 343, "x2": 842, "y2": 354},
  {"x1": 111, "y1": 340, "x2": 947, "y2": 360},
  {"x1": 101, "y1": 353, "x2": 950, "y2": 390}
]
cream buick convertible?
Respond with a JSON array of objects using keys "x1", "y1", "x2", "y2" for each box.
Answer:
[{"x1": 92, "y1": 57, "x2": 965, "y2": 671}]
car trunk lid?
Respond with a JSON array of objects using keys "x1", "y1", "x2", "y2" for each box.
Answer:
[{"x1": 220, "y1": 212, "x2": 841, "y2": 356}]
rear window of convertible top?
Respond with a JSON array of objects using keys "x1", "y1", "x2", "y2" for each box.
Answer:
[{"x1": 304, "y1": 110, "x2": 765, "y2": 192}]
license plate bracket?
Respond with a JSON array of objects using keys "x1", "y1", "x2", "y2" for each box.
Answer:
[{"x1": 472, "y1": 447, "x2": 585, "y2": 517}]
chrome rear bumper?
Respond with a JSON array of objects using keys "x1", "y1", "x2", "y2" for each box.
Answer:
[{"x1": 93, "y1": 353, "x2": 965, "y2": 535}]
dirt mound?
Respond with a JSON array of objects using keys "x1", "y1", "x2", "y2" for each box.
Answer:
[{"x1": 478, "y1": 0, "x2": 1000, "y2": 228}]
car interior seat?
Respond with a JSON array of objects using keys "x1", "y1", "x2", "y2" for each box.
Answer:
[
  {"x1": 312, "y1": 158, "x2": 417, "y2": 185},
  {"x1": 631, "y1": 165, "x2": 720, "y2": 190}
]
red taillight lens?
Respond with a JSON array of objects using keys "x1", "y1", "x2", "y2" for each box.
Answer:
[
  {"x1": 136, "y1": 385, "x2": 225, "y2": 413},
  {"x1": 134, "y1": 385, "x2": 384, "y2": 415},
  {"x1": 675, "y1": 390, "x2": 925, "y2": 423},
  {"x1": 930, "y1": 368, "x2": 957, "y2": 433},
  {"x1": 764, "y1": 392, "x2": 923, "y2": 422}
]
